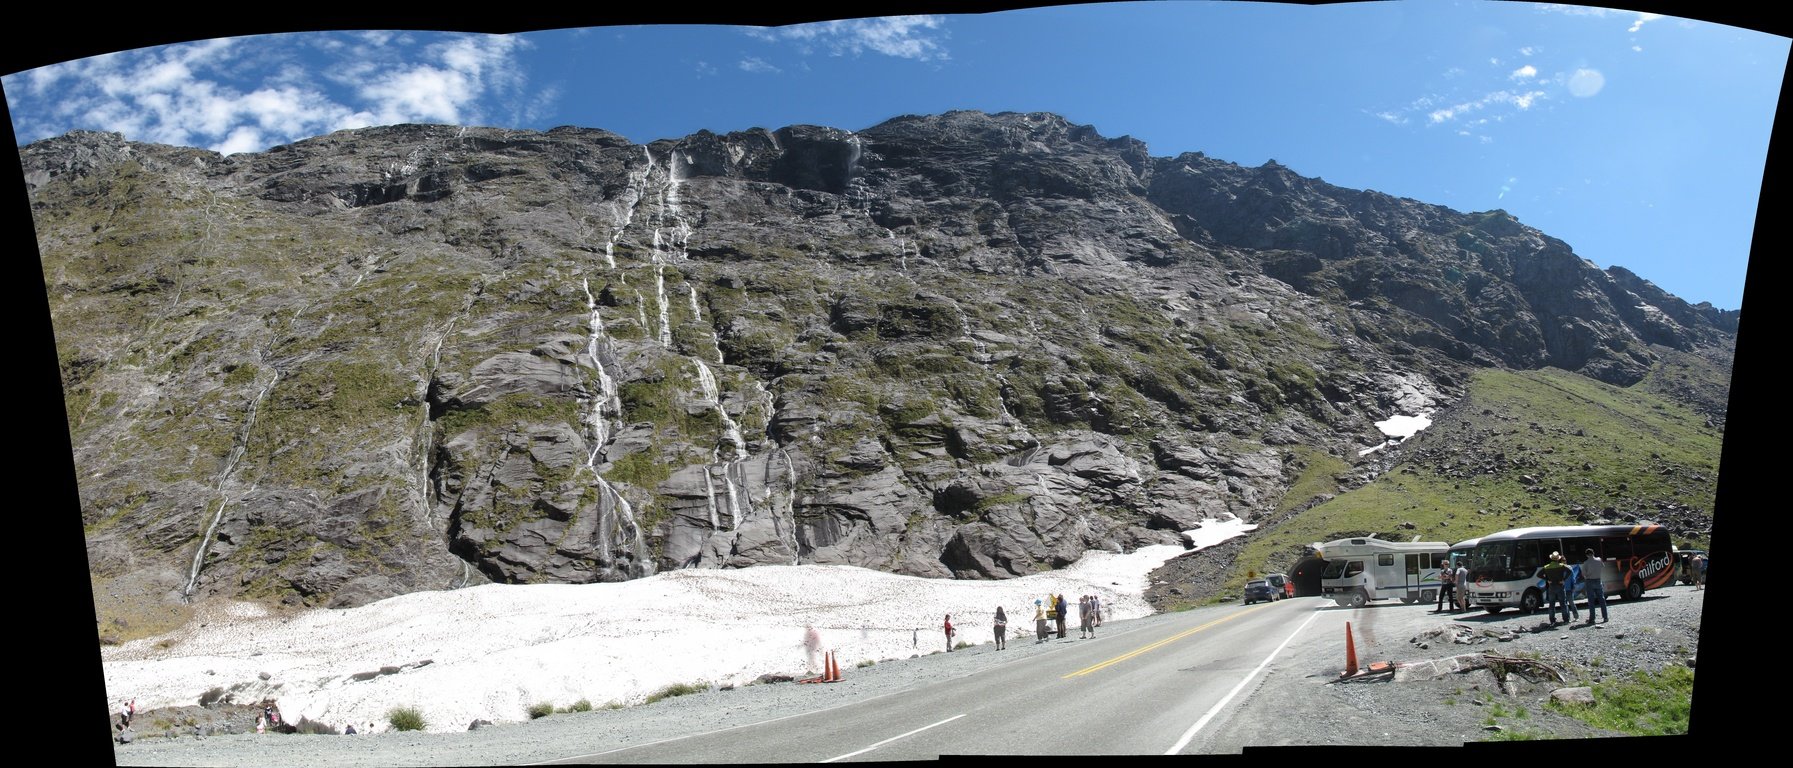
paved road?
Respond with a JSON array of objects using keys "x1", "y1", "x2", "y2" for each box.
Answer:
[
  {"x1": 113, "y1": 595, "x2": 1490, "y2": 765},
  {"x1": 538, "y1": 596, "x2": 1382, "y2": 762}
]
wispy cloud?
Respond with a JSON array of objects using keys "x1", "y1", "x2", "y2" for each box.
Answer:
[
  {"x1": 1536, "y1": 3, "x2": 1665, "y2": 34},
  {"x1": 1520, "y1": 46, "x2": 1538, "y2": 56},
  {"x1": 1426, "y1": 89, "x2": 1548, "y2": 125},
  {"x1": 1628, "y1": 13, "x2": 1663, "y2": 33},
  {"x1": 1533, "y1": 3, "x2": 1616, "y2": 18},
  {"x1": 739, "y1": 57, "x2": 781, "y2": 74},
  {"x1": 746, "y1": 15, "x2": 949, "y2": 61},
  {"x1": 4, "y1": 32, "x2": 537, "y2": 154}
]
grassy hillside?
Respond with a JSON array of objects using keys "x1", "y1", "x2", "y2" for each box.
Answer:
[{"x1": 1225, "y1": 365, "x2": 1723, "y2": 595}]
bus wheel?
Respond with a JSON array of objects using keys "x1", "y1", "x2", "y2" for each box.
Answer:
[
  {"x1": 1519, "y1": 589, "x2": 1542, "y2": 614},
  {"x1": 1625, "y1": 581, "x2": 1644, "y2": 601},
  {"x1": 1348, "y1": 590, "x2": 1368, "y2": 608}
]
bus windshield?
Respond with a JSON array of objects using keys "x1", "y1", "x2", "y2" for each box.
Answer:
[{"x1": 1466, "y1": 540, "x2": 1544, "y2": 582}]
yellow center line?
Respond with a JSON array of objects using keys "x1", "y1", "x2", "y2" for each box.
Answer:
[{"x1": 1062, "y1": 603, "x2": 1270, "y2": 679}]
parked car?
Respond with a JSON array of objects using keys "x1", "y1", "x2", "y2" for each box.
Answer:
[
  {"x1": 1675, "y1": 549, "x2": 1708, "y2": 585},
  {"x1": 1264, "y1": 572, "x2": 1292, "y2": 599},
  {"x1": 1243, "y1": 579, "x2": 1279, "y2": 605}
]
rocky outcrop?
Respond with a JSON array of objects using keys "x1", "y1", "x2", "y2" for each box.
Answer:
[{"x1": 33, "y1": 110, "x2": 1735, "y2": 611}]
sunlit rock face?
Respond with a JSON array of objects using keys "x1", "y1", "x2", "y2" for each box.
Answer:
[{"x1": 31, "y1": 110, "x2": 1733, "y2": 610}]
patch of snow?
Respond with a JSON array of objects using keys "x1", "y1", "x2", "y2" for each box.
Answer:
[{"x1": 101, "y1": 533, "x2": 1239, "y2": 733}]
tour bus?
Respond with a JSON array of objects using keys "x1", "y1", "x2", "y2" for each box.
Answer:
[
  {"x1": 1317, "y1": 536, "x2": 1452, "y2": 608},
  {"x1": 1455, "y1": 524, "x2": 1675, "y2": 614}
]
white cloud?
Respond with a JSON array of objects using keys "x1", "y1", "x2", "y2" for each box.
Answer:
[
  {"x1": 1510, "y1": 64, "x2": 1538, "y2": 80},
  {"x1": 694, "y1": 61, "x2": 718, "y2": 77},
  {"x1": 748, "y1": 15, "x2": 948, "y2": 61},
  {"x1": 5, "y1": 32, "x2": 538, "y2": 153},
  {"x1": 1629, "y1": 13, "x2": 1663, "y2": 33},
  {"x1": 1567, "y1": 68, "x2": 1606, "y2": 97},
  {"x1": 1520, "y1": 46, "x2": 1538, "y2": 56},
  {"x1": 1633, "y1": 45, "x2": 1644, "y2": 52},
  {"x1": 738, "y1": 57, "x2": 781, "y2": 74},
  {"x1": 1534, "y1": 3, "x2": 1614, "y2": 18}
]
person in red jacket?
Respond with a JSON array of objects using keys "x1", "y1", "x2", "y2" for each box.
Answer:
[{"x1": 943, "y1": 614, "x2": 955, "y2": 652}]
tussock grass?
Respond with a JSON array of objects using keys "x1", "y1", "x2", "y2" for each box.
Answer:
[
  {"x1": 527, "y1": 702, "x2": 554, "y2": 719},
  {"x1": 387, "y1": 706, "x2": 426, "y2": 732},
  {"x1": 643, "y1": 682, "x2": 707, "y2": 705}
]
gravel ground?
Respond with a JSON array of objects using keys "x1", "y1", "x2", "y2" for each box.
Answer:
[
  {"x1": 110, "y1": 586, "x2": 1705, "y2": 765},
  {"x1": 1198, "y1": 583, "x2": 1706, "y2": 751}
]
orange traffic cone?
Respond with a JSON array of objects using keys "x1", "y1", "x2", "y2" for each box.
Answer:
[
  {"x1": 828, "y1": 652, "x2": 841, "y2": 682},
  {"x1": 1342, "y1": 621, "x2": 1359, "y2": 677}
]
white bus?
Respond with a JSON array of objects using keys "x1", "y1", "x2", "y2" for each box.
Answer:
[
  {"x1": 1317, "y1": 536, "x2": 1451, "y2": 608},
  {"x1": 1455, "y1": 524, "x2": 1675, "y2": 614}
]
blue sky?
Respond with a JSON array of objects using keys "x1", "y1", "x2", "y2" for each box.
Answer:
[{"x1": 4, "y1": 2, "x2": 1786, "y2": 311}]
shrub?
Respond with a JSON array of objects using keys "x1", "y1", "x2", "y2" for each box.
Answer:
[
  {"x1": 295, "y1": 718, "x2": 338, "y2": 735},
  {"x1": 387, "y1": 706, "x2": 426, "y2": 732},
  {"x1": 527, "y1": 702, "x2": 554, "y2": 720},
  {"x1": 644, "y1": 682, "x2": 706, "y2": 705},
  {"x1": 565, "y1": 699, "x2": 593, "y2": 713},
  {"x1": 857, "y1": 659, "x2": 876, "y2": 668}
]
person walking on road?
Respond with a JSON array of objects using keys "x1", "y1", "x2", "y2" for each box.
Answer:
[
  {"x1": 992, "y1": 606, "x2": 1008, "y2": 650},
  {"x1": 1581, "y1": 548, "x2": 1609, "y2": 625}
]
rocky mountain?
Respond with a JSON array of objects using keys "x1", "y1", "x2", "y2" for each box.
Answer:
[{"x1": 26, "y1": 110, "x2": 1733, "y2": 634}]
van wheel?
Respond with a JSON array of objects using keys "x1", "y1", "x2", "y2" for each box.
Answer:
[
  {"x1": 1519, "y1": 589, "x2": 1542, "y2": 614},
  {"x1": 1348, "y1": 591, "x2": 1368, "y2": 608}
]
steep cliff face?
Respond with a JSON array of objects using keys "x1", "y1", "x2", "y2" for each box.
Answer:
[{"x1": 31, "y1": 111, "x2": 1733, "y2": 615}]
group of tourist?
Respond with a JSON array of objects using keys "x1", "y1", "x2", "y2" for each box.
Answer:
[{"x1": 947, "y1": 593, "x2": 1106, "y2": 652}]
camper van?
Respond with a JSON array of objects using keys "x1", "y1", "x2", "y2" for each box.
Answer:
[{"x1": 1317, "y1": 536, "x2": 1451, "y2": 608}]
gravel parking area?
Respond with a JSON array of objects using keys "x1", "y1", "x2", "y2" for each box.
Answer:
[{"x1": 1196, "y1": 583, "x2": 1705, "y2": 751}]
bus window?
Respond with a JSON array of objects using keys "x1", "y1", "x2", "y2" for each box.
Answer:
[
  {"x1": 1514, "y1": 540, "x2": 1543, "y2": 572},
  {"x1": 1565, "y1": 537, "x2": 1601, "y2": 563},
  {"x1": 1602, "y1": 537, "x2": 1633, "y2": 559}
]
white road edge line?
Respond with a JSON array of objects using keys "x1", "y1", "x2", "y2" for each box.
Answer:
[
  {"x1": 821, "y1": 713, "x2": 967, "y2": 763},
  {"x1": 1164, "y1": 606, "x2": 1326, "y2": 755}
]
